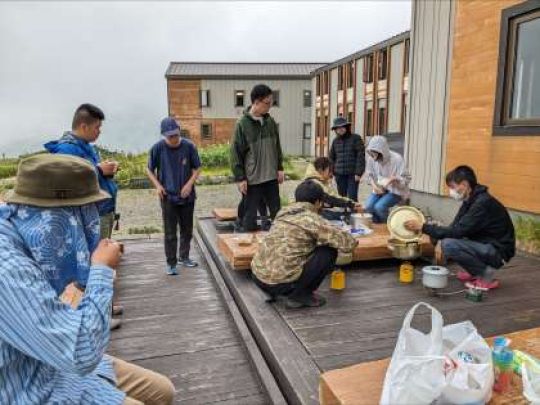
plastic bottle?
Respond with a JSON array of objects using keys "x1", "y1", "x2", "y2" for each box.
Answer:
[
  {"x1": 330, "y1": 269, "x2": 345, "y2": 290},
  {"x1": 399, "y1": 261, "x2": 414, "y2": 283},
  {"x1": 492, "y1": 336, "x2": 514, "y2": 393}
]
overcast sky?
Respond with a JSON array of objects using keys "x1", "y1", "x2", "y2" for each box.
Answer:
[{"x1": 0, "y1": 1, "x2": 411, "y2": 156}]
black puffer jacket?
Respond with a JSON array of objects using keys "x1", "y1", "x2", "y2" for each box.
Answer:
[
  {"x1": 422, "y1": 185, "x2": 515, "y2": 262},
  {"x1": 329, "y1": 132, "x2": 365, "y2": 176}
]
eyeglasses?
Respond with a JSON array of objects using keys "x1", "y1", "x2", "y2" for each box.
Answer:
[{"x1": 260, "y1": 98, "x2": 273, "y2": 106}]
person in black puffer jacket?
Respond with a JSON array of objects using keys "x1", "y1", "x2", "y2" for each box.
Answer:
[
  {"x1": 329, "y1": 117, "x2": 365, "y2": 201},
  {"x1": 404, "y1": 165, "x2": 515, "y2": 291}
]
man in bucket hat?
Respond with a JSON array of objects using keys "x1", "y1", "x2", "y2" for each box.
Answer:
[
  {"x1": 329, "y1": 116, "x2": 366, "y2": 201},
  {"x1": 0, "y1": 154, "x2": 175, "y2": 404}
]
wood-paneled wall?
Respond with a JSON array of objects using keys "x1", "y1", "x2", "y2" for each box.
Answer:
[{"x1": 445, "y1": 0, "x2": 540, "y2": 213}]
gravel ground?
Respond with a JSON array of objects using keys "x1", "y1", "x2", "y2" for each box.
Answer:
[{"x1": 115, "y1": 181, "x2": 303, "y2": 236}]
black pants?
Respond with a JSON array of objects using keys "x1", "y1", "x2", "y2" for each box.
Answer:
[
  {"x1": 161, "y1": 200, "x2": 195, "y2": 265},
  {"x1": 243, "y1": 180, "x2": 281, "y2": 231},
  {"x1": 237, "y1": 194, "x2": 268, "y2": 222},
  {"x1": 255, "y1": 246, "x2": 338, "y2": 299}
]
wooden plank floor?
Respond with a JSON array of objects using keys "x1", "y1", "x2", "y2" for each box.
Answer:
[
  {"x1": 198, "y1": 218, "x2": 540, "y2": 403},
  {"x1": 107, "y1": 238, "x2": 268, "y2": 404}
]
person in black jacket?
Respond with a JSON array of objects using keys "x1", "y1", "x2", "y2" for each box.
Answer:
[
  {"x1": 405, "y1": 166, "x2": 515, "y2": 291},
  {"x1": 329, "y1": 117, "x2": 365, "y2": 202}
]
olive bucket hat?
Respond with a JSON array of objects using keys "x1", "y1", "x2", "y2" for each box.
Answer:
[{"x1": 4, "y1": 154, "x2": 110, "y2": 208}]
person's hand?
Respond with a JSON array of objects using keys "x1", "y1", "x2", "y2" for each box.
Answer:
[
  {"x1": 387, "y1": 176, "x2": 399, "y2": 185},
  {"x1": 404, "y1": 220, "x2": 422, "y2": 232},
  {"x1": 156, "y1": 185, "x2": 167, "y2": 200},
  {"x1": 91, "y1": 239, "x2": 122, "y2": 269},
  {"x1": 98, "y1": 161, "x2": 117, "y2": 176},
  {"x1": 277, "y1": 171, "x2": 285, "y2": 184},
  {"x1": 354, "y1": 175, "x2": 362, "y2": 183},
  {"x1": 238, "y1": 180, "x2": 248, "y2": 195},
  {"x1": 354, "y1": 203, "x2": 364, "y2": 213},
  {"x1": 180, "y1": 183, "x2": 193, "y2": 199},
  {"x1": 373, "y1": 185, "x2": 385, "y2": 195}
]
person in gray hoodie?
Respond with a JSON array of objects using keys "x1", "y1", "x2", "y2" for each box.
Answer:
[{"x1": 363, "y1": 135, "x2": 410, "y2": 223}]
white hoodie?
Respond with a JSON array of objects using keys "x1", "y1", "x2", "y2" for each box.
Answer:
[{"x1": 365, "y1": 135, "x2": 411, "y2": 198}]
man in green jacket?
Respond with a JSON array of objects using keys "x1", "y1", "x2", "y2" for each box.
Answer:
[{"x1": 230, "y1": 84, "x2": 284, "y2": 231}]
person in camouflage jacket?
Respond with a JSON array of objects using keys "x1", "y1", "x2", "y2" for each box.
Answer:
[{"x1": 251, "y1": 181, "x2": 357, "y2": 309}]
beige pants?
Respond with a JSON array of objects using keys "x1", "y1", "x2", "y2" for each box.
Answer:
[{"x1": 111, "y1": 356, "x2": 175, "y2": 405}]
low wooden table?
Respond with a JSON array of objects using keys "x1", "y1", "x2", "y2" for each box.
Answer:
[
  {"x1": 212, "y1": 208, "x2": 238, "y2": 221},
  {"x1": 319, "y1": 327, "x2": 540, "y2": 405},
  {"x1": 217, "y1": 224, "x2": 434, "y2": 270}
]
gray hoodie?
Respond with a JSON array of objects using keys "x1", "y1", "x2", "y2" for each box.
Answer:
[{"x1": 365, "y1": 135, "x2": 411, "y2": 198}]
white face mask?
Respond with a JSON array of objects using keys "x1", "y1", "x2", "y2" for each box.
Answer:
[{"x1": 449, "y1": 188, "x2": 464, "y2": 201}]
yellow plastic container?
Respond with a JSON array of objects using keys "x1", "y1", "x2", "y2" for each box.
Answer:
[
  {"x1": 330, "y1": 269, "x2": 346, "y2": 290},
  {"x1": 399, "y1": 261, "x2": 414, "y2": 283}
]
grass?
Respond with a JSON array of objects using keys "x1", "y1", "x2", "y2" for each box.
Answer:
[{"x1": 515, "y1": 216, "x2": 540, "y2": 245}]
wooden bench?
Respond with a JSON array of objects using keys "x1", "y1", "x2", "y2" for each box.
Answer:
[
  {"x1": 212, "y1": 208, "x2": 238, "y2": 221},
  {"x1": 319, "y1": 327, "x2": 540, "y2": 405},
  {"x1": 217, "y1": 224, "x2": 434, "y2": 270}
]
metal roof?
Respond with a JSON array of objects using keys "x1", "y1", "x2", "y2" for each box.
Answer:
[
  {"x1": 312, "y1": 30, "x2": 410, "y2": 75},
  {"x1": 166, "y1": 62, "x2": 327, "y2": 79}
]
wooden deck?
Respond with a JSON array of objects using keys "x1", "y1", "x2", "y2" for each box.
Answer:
[
  {"x1": 197, "y1": 217, "x2": 540, "y2": 405},
  {"x1": 107, "y1": 238, "x2": 274, "y2": 404}
]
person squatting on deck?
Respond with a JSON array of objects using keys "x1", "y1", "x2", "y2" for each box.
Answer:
[
  {"x1": 147, "y1": 117, "x2": 202, "y2": 275},
  {"x1": 405, "y1": 165, "x2": 515, "y2": 291},
  {"x1": 251, "y1": 181, "x2": 357, "y2": 309},
  {"x1": 0, "y1": 155, "x2": 174, "y2": 405},
  {"x1": 329, "y1": 116, "x2": 366, "y2": 202},
  {"x1": 303, "y1": 156, "x2": 362, "y2": 221},
  {"x1": 363, "y1": 135, "x2": 411, "y2": 223},
  {"x1": 230, "y1": 84, "x2": 285, "y2": 232}
]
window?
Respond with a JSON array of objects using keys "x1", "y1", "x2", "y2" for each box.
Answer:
[
  {"x1": 323, "y1": 71, "x2": 330, "y2": 94},
  {"x1": 303, "y1": 123, "x2": 312, "y2": 139},
  {"x1": 235, "y1": 90, "x2": 245, "y2": 107},
  {"x1": 404, "y1": 39, "x2": 410, "y2": 75},
  {"x1": 347, "y1": 61, "x2": 355, "y2": 88},
  {"x1": 200, "y1": 90, "x2": 210, "y2": 107},
  {"x1": 378, "y1": 49, "x2": 388, "y2": 80},
  {"x1": 338, "y1": 65, "x2": 344, "y2": 90},
  {"x1": 180, "y1": 129, "x2": 190, "y2": 139},
  {"x1": 365, "y1": 101, "x2": 374, "y2": 137},
  {"x1": 494, "y1": 1, "x2": 540, "y2": 135},
  {"x1": 347, "y1": 104, "x2": 354, "y2": 127},
  {"x1": 401, "y1": 93, "x2": 408, "y2": 133},
  {"x1": 304, "y1": 90, "x2": 312, "y2": 107},
  {"x1": 272, "y1": 90, "x2": 280, "y2": 107},
  {"x1": 201, "y1": 123, "x2": 212, "y2": 139},
  {"x1": 378, "y1": 99, "x2": 387, "y2": 134},
  {"x1": 316, "y1": 76, "x2": 321, "y2": 96},
  {"x1": 363, "y1": 54, "x2": 374, "y2": 83}
]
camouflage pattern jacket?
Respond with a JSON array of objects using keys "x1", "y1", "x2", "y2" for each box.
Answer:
[{"x1": 251, "y1": 202, "x2": 357, "y2": 285}]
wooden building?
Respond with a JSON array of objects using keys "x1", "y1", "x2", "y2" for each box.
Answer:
[
  {"x1": 311, "y1": 32, "x2": 410, "y2": 157},
  {"x1": 406, "y1": 0, "x2": 540, "y2": 218},
  {"x1": 165, "y1": 62, "x2": 325, "y2": 155}
]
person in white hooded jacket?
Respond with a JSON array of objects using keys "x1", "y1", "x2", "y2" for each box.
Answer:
[{"x1": 363, "y1": 135, "x2": 411, "y2": 223}]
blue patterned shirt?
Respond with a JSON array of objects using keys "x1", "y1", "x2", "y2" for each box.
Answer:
[{"x1": 0, "y1": 217, "x2": 125, "y2": 404}]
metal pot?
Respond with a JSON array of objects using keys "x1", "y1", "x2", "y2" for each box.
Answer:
[
  {"x1": 387, "y1": 238, "x2": 422, "y2": 260},
  {"x1": 351, "y1": 213, "x2": 373, "y2": 230},
  {"x1": 422, "y1": 266, "x2": 449, "y2": 289}
]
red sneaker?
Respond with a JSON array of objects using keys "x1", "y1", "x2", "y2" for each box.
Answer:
[
  {"x1": 456, "y1": 270, "x2": 474, "y2": 282},
  {"x1": 466, "y1": 279, "x2": 500, "y2": 291}
]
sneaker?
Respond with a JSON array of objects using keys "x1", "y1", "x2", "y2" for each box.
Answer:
[
  {"x1": 166, "y1": 265, "x2": 178, "y2": 275},
  {"x1": 180, "y1": 258, "x2": 198, "y2": 268},
  {"x1": 465, "y1": 278, "x2": 500, "y2": 291},
  {"x1": 285, "y1": 294, "x2": 327, "y2": 309},
  {"x1": 112, "y1": 305, "x2": 124, "y2": 316},
  {"x1": 456, "y1": 270, "x2": 475, "y2": 282}
]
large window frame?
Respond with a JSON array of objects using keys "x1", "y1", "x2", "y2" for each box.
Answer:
[
  {"x1": 234, "y1": 90, "x2": 245, "y2": 108},
  {"x1": 201, "y1": 123, "x2": 213, "y2": 140},
  {"x1": 493, "y1": 0, "x2": 540, "y2": 135}
]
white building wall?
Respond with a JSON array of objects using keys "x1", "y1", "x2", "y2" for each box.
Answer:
[
  {"x1": 388, "y1": 43, "x2": 405, "y2": 133},
  {"x1": 200, "y1": 79, "x2": 312, "y2": 155}
]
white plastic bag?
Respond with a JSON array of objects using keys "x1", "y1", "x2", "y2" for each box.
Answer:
[
  {"x1": 380, "y1": 302, "x2": 447, "y2": 404},
  {"x1": 380, "y1": 302, "x2": 494, "y2": 405},
  {"x1": 523, "y1": 363, "x2": 540, "y2": 404}
]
